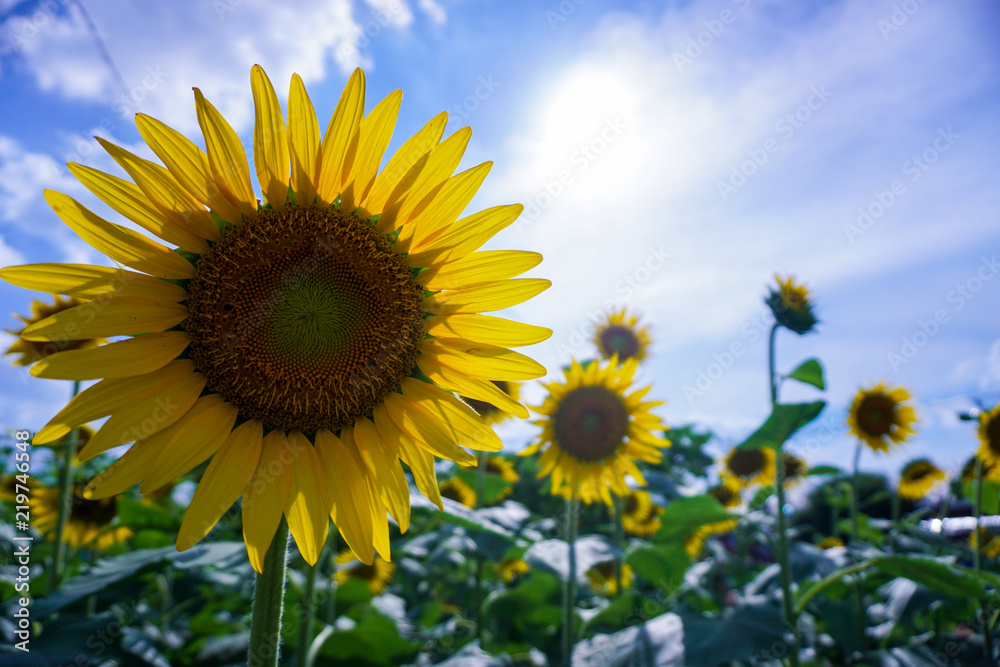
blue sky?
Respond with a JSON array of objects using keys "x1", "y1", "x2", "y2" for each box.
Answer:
[{"x1": 1, "y1": 0, "x2": 998, "y2": 493}]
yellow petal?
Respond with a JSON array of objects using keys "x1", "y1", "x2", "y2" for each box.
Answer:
[
  {"x1": 83, "y1": 437, "x2": 159, "y2": 499},
  {"x1": 405, "y1": 204, "x2": 523, "y2": 266},
  {"x1": 0, "y1": 264, "x2": 187, "y2": 302},
  {"x1": 414, "y1": 356, "x2": 529, "y2": 419},
  {"x1": 33, "y1": 360, "x2": 196, "y2": 443},
  {"x1": 396, "y1": 162, "x2": 492, "y2": 252},
  {"x1": 287, "y1": 74, "x2": 321, "y2": 206},
  {"x1": 68, "y1": 163, "x2": 211, "y2": 254},
  {"x1": 251, "y1": 65, "x2": 290, "y2": 208},
  {"x1": 400, "y1": 377, "x2": 501, "y2": 452},
  {"x1": 365, "y1": 112, "x2": 447, "y2": 219},
  {"x1": 133, "y1": 115, "x2": 244, "y2": 224},
  {"x1": 419, "y1": 338, "x2": 547, "y2": 381},
  {"x1": 78, "y1": 371, "x2": 207, "y2": 460},
  {"x1": 243, "y1": 430, "x2": 293, "y2": 573},
  {"x1": 423, "y1": 279, "x2": 551, "y2": 316},
  {"x1": 350, "y1": 419, "x2": 410, "y2": 533},
  {"x1": 314, "y1": 428, "x2": 375, "y2": 565},
  {"x1": 194, "y1": 88, "x2": 257, "y2": 219},
  {"x1": 284, "y1": 431, "x2": 331, "y2": 565},
  {"x1": 96, "y1": 138, "x2": 221, "y2": 241},
  {"x1": 369, "y1": 483, "x2": 392, "y2": 561},
  {"x1": 31, "y1": 331, "x2": 190, "y2": 380},
  {"x1": 418, "y1": 251, "x2": 542, "y2": 291},
  {"x1": 44, "y1": 190, "x2": 196, "y2": 280},
  {"x1": 176, "y1": 420, "x2": 263, "y2": 551},
  {"x1": 316, "y1": 68, "x2": 365, "y2": 205},
  {"x1": 383, "y1": 391, "x2": 477, "y2": 465},
  {"x1": 425, "y1": 313, "x2": 551, "y2": 348},
  {"x1": 340, "y1": 89, "x2": 402, "y2": 212},
  {"x1": 21, "y1": 297, "x2": 187, "y2": 341},
  {"x1": 140, "y1": 394, "x2": 238, "y2": 492},
  {"x1": 373, "y1": 404, "x2": 442, "y2": 510}
]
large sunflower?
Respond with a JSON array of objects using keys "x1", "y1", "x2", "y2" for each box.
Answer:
[
  {"x1": 5, "y1": 296, "x2": 103, "y2": 365},
  {"x1": 521, "y1": 357, "x2": 669, "y2": 505},
  {"x1": 593, "y1": 308, "x2": 651, "y2": 363},
  {"x1": 766, "y1": 274, "x2": 817, "y2": 335},
  {"x1": 977, "y1": 403, "x2": 1000, "y2": 466},
  {"x1": 32, "y1": 483, "x2": 132, "y2": 551},
  {"x1": 2, "y1": 66, "x2": 551, "y2": 572},
  {"x1": 847, "y1": 383, "x2": 918, "y2": 453},
  {"x1": 897, "y1": 458, "x2": 945, "y2": 501},
  {"x1": 722, "y1": 447, "x2": 775, "y2": 490}
]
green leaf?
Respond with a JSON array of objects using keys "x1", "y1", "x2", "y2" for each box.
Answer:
[
  {"x1": 625, "y1": 542, "x2": 690, "y2": 595},
  {"x1": 808, "y1": 465, "x2": 842, "y2": 476},
  {"x1": 582, "y1": 590, "x2": 661, "y2": 637},
  {"x1": 737, "y1": 401, "x2": 826, "y2": 451},
  {"x1": 410, "y1": 492, "x2": 520, "y2": 543},
  {"x1": 681, "y1": 602, "x2": 786, "y2": 665},
  {"x1": 786, "y1": 358, "x2": 825, "y2": 390},
  {"x1": 871, "y1": 555, "x2": 990, "y2": 600},
  {"x1": 573, "y1": 612, "x2": 683, "y2": 666},
  {"x1": 651, "y1": 495, "x2": 736, "y2": 545},
  {"x1": 961, "y1": 479, "x2": 1000, "y2": 514},
  {"x1": 316, "y1": 608, "x2": 420, "y2": 665},
  {"x1": 455, "y1": 467, "x2": 512, "y2": 506}
]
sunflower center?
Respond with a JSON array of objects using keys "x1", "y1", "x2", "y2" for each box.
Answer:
[
  {"x1": 599, "y1": 325, "x2": 639, "y2": 360},
  {"x1": 623, "y1": 493, "x2": 639, "y2": 515},
  {"x1": 857, "y1": 394, "x2": 896, "y2": 437},
  {"x1": 185, "y1": 205, "x2": 424, "y2": 433},
  {"x1": 71, "y1": 489, "x2": 117, "y2": 525},
  {"x1": 986, "y1": 415, "x2": 1000, "y2": 455},
  {"x1": 553, "y1": 385, "x2": 628, "y2": 461},
  {"x1": 905, "y1": 463, "x2": 931, "y2": 481},
  {"x1": 729, "y1": 448, "x2": 766, "y2": 477}
]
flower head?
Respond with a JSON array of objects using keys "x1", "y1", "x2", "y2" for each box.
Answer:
[
  {"x1": 439, "y1": 477, "x2": 477, "y2": 508},
  {"x1": 684, "y1": 518, "x2": 738, "y2": 557},
  {"x1": 497, "y1": 557, "x2": 531, "y2": 583},
  {"x1": 977, "y1": 403, "x2": 1000, "y2": 466},
  {"x1": 781, "y1": 452, "x2": 808, "y2": 488},
  {"x1": 847, "y1": 383, "x2": 918, "y2": 453},
  {"x1": 585, "y1": 560, "x2": 633, "y2": 596},
  {"x1": 32, "y1": 483, "x2": 132, "y2": 551},
  {"x1": 766, "y1": 274, "x2": 817, "y2": 335},
  {"x1": 593, "y1": 308, "x2": 651, "y2": 363},
  {"x1": 334, "y1": 549, "x2": 395, "y2": 594},
  {"x1": 722, "y1": 447, "x2": 775, "y2": 490},
  {"x1": 621, "y1": 488, "x2": 663, "y2": 536},
  {"x1": 2, "y1": 66, "x2": 551, "y2": 572},
  {"x1": 5, "y1": 296, "x2": 103, "y2": 366},
  {"x1": 707, "y1": 482, "x2": 742, "y2": 508},
  {"x1": 521, "y1": 356, "x2": 669, "y2": 505},
  {"x1": 897, "y1": 458, "x2": 945, "y2": 501}
]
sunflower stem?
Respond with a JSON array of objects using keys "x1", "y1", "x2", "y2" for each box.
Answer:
[
  {"x1": 325, "y1": 531, "x2": 339, "y2": 625},
  {"x1": 295, "y1": 544, "x2": 323, "y2": 667},
  {"x1": 249, "y1": 518, "x2": 289, "y2": 667},
  {"x1": 49, "y1": 380, "x2": 81, "y2": 594},
  {"x1": 767, "y1": 324, "x2": 800, "y2": 667},
  {"x1": 562, "y1": 496, "x2": 578, "y2": 667},
  {"x1": 612, "y1": 494, "x2": 624, "y2": 596}
]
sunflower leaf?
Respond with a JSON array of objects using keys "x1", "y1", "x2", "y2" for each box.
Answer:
[
  {"x1": 650, "y1": 495, "x2": 736, "y2": 544},
  {"x1": 737, "y1": 401, "x2": 826, "y2": 451},
  {"x1": 786, "y1": 358, "x2": 825, "y2": 390},
  {"x1": 625, "y1": 542, "x2": 690, "y2": 595}
]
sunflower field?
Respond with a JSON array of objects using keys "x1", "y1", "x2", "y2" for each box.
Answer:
[{"x1": 1, "y1": 56, "x2": 999, "y2": 667}]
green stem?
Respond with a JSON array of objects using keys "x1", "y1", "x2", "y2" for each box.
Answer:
[
  {"x1": 249, "y1": 519, "x2": 289, "y2": 667},
  {"x1": 793, "y1": 560, "x2": 874, "y2": 617},
  {"x1": 49, "y1": 380, "x2": 81, "y2": 594},
  {"x1": 851, "y1": 441, "x2": 862, "y2": 542},
  {"x1": 562, "y1": 496, "x2": 578, "y2": 667},
  {"x1": 325, "y1": 531, "x2": 339, "y2": 625},
  {"x1": 612, "y1": 494, "x2": 624, "y2": 596},
  {"x1": 295, "y1": 551, "x2": 321, "y2": 667},
  {"x1": 973, "y1": 458, "x2": 994, "y2": 661}
]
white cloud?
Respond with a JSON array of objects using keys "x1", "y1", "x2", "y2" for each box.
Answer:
[
  {"x1": 0, "y1": 135, "x2": 82, "y2": 222},
  {"x1": 417, "y1": 0, "x2": 447, "y2": 25}
]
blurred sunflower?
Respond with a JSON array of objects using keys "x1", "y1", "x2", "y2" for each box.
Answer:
[
  {"x1": 970, "y1": 528, "x2": 1000, "y2": 560},
  {"x1": 707, "y1": 483, "x2": 741, "y2": 508},
  {"x1": 897, "y1": 458, "x2": 945, "y2": 501},
  {"x1": 585, "y1": 560, "x2": 633, "y2": 596},
  {"x1": 1, "y1": 66, "x2": 551, "y2": 572},
  {"x1": 621, "y1": 489, "x2": 662, "y2": 536},
  {"x1": 782, "y1": 452, "x2": 808, "y2": 488},
  {"x1": 722, "y1": 447, "x2": 775, "y2": 490},
  {"x1": 5, "y1": 296, "x2": 104, "y2": 366},
  {"x1": 976, "y1": 403, "x2": 1000, "y2": 466},
  {"x1": 334, "y1": 549, "x2": 395, "y2": 595},
  {"x1": 32, "y1": 484, "x2": 132, "y2": 551},
  {"x1": 484, "y1": 456, "x2": 520, "y2": 483},
  {"x1": 684, "y1": 518, "x2": 739, "y2": 557},
  {"x1": 818, "y1": 536, "x2": 844, "y2": 550},
  {"x1": 847, "y1": 383, "x2": 918, "y2": 453},
  {"x1": 440, "y1": 477, "x2": 477, "y2": 508},
  {"x1": 0, "y1": 475, "x2": 18, "y2": 502},
  {"x1": 496, "y1": 557, "x2": 530, "y2": 583},
  {"x1": 521, "y1": 356, "x2": 669, "y2": 505},
  {"x1": 593, "y1": 308, "x2": 651, "y2": 363},
  {"x1": 766, "y1": 274, "x2": 817, "y2": 335},
  {"x1": 462, "y1": 381, "x2": 521, "y2": 426},
  {"x1": 960, "y1": 454, "x2": 999, "y2": 484}
]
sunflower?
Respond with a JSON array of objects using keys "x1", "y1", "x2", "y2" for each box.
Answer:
[
  {"x1": 781, "y1": 452, "x2": 808, "y2": 488},
  {"x1": 960, "y1": 454, "x2": 1000, "y2": 485},
  {"x1": 462, "y1": 381, "x2": 521, "y2": 426},
  {"x1": 485, "y1": 456, "x2": 520, "y2": 483},
  {"x1": 585, "y1": 560, "x2": 633, "y2": 596},
  {"x1": 439, "y1": 477, "x2": 477, "y2": 508},
  {"x1": 897, "y1": 458, "x2": 945, "y2": 501},
  {"x1": 496, "y1": 557, "x2": 530, "y2": 583},
  {"x1": 621, "y1": 489, "x2": 662, "y2": 536},
  {"x1": 683, "y1": 518, "x2": 739, "y2": 557},
  {"x1": 593, "y1": 308, "x2": 651, "y2": 363},
  {"x1": 847, "y1": 383, "x2": 918, "y2": 453},
  {"x1": 707, "y1": 483, "x2": 741, "y2": 509},
  {"x1": 818, "y1": 536, "x2": 844, "y2": 550},
  {"x1": 521, "y1": 356, "x2": 669, "y2": 505},
  {"x1": 32, "y1": 483, "x2": 132, "y2": 551},
  {"x1": 976, "y1": 403, "x2": 1000, "y2": 466},
  {"x1": 722, "y1": 447, "x2": 775, "y2": 490},
  {"x1": 1, "y1": 66, "x2": 551, "y2": 572},
  {"x1": 334, "y1": 548, "x2": 395, "y2": 595},
  {"x1": 766, "y1": 274, "x2": 817, "y2": 335},
  {"x1": 5, "y1": 296, "x2": 104, "y2": 366}
]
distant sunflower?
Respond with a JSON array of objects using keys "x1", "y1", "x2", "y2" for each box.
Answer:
[
  {"x1": 593, "y1": 308, "x2": 651, "y2": 363},
  {"x1": 766, "y1": 274, "x2": 817, "y2": 335},
  {"x1": 722, "y1": 447, "x2": 775, "y2": 490},
  {"x1": 976, "y1": 403, "x2": 1000, "y2": 466},
  {"x1": 334, "y1": 549, "x2": 395, "y2": 595},
  {"x1": 684, "y1": 518, "x2": 739, "y2": 557},
  {"x1": 1, "y1": 66, "x2": 551, "y2": 572},
  {"x1": 440, "y1": 477, "x2": 477, "y2": 508},
  {"x1": 521, "y1": 356, "x2": 669, "y2": 505},
  {"x1": 847, "y1": 383, "x2": 918, "y2": 453},
  {"x1": 818, "y1": 536, "x2": 844, "y2": 550},
  {"x1": 462, "y1": 381, "x2": 521, "y2": 426},
  {"x1": 585, "y1": 560, "x2": 633, "y2": 596},
  {"x1": 960, "y1": 455, "x2": 999, "y2": 485},
  {"x1": 621, "y1": 489, "x2": 662, "y2": 536},
  {"x1": 32, "y1": 484, "x2": 132, "y2": 551},
  {"x1": 897, "y1": 458, "x2": 945, "y2": 500},
  {"x1": 485, "y1": 456, "x2": 520, "y2": 483},
  {"x1": 5, "y1": 296, "x2": 103, "y2": 366},
  {"x1": 782, "y1": 452, "x2": 808, "y2": 488},
  {"x1": 970, "y1": 528, "x2": 1000, "y2": 560},
  {"x1": 707, "y1": 483, "x2": 741, "y2": 508},
  {"x1": 496, "y1": 557, "x2": 530, "y2": 583}
]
